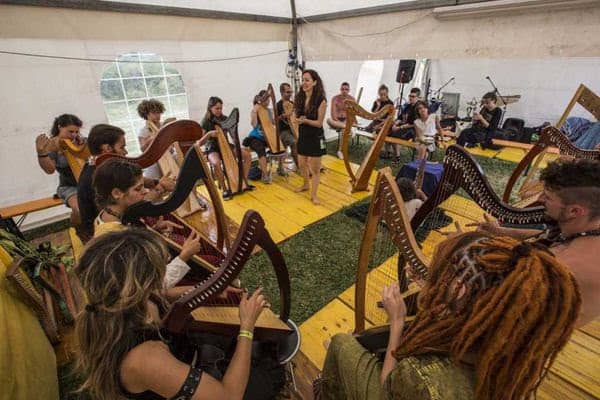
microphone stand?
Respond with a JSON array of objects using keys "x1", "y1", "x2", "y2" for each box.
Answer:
[
  {"x1": 432, "y1": 77, "x2": 455, "y2": 99},
  {"x1": 396, "y1": 71, "x2": 405, "y2": 120},
  {"x1": 486, "y1": 76, "x2": 507, "y2": 126}
]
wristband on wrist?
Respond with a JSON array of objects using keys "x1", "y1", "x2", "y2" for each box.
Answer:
[{"x1": 238, "y1": 330, "x2": 254, "y2": 341}]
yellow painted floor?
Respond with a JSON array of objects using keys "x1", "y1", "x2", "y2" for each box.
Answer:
[
  {"x1": 298, "y1": 193, "x2": 600, "y2": 398},
  {"x1": 197, "y1": 155, "x2": 374, "y2": 244}
]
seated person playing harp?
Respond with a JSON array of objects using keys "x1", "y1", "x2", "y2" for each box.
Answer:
[
  {"x1": 199, "y1": 96, "x2": 252, "y2": 200},
  {"x1": 327, "y1": 82, "x2": 356, "y2": 160},
  {"x1": 470, "y1": 158, "x2": 600, "y2": 326},
  {"x1": 74, "y1": 229, "x2": 277, "y2": 400},
  {"x1": 456, "y1": 92, "x2": 502, "y2": 150},
  {"x1": 319, "y1": 232, "x2": 581, "y2": 400},
  {"x1": 413, "y1": 101, "x2": 443, "y2": 160},
  {"x1": 35, "y1": 113, "x2": 84, "y2": 225},
  {"x1": 137, "y1": 99, "x2": 178, "y2": 179},
  {"x1": 77, "y1": 124, "x2": 174, "y2": 242},
  {"x1": 242, "y1": 90, "x2": 272, "y2": 184},
  {"x1": 365, "y1": 84, "x2": 394, "y2": 133},
  {"x1": 275, "y1": 82, "x2": 299, "y2": 173},
  {"x1": 91, "y1": 158, "x2": 202, "y2": 290}
]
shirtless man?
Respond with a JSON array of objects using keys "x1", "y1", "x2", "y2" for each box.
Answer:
[
  {"x1": 327, "y1": 82, "x2": 355, "y2": 159},
  {"x1": 470, "y1": 159, "x2": 600, "y2": 326}
]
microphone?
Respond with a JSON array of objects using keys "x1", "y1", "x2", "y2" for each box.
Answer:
[{"x1": 485, "y1": 76, "x2": 490, "y2": 80}]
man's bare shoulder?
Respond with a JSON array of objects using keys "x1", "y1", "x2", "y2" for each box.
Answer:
[{"x1": 552, "y1": 236, "x2": 600, "y2": 273}]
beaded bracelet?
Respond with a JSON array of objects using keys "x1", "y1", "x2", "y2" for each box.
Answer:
[{"x1": 238, "y1": 330, "x2": 254, "y2": 341}]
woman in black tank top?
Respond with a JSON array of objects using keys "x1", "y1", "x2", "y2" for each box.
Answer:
[
  {"x1": 74, "y1": 229, "x2": 269, "y2": 400},
  {"x1": 294, "y1": 69, "x2": 327, "y2": 205}
]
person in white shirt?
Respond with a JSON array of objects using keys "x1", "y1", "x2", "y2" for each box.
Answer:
[{"x1": 413, "y1": 100, "x2": 443, "y2": 161}]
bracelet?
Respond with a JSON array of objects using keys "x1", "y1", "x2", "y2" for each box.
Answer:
[
  {"x1": 238, "y1": 330, "x2": 254, "y2": 341},
  {"x1": 37, "y1": 153, "x2": 49, "y2": 158}
]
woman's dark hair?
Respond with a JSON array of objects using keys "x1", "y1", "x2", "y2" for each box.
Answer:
[
  {"x1": 295, "y1": 69, "x2": 326, "y2": 118},
  {"x1": 253, "y1": 90, "x2": 268, "y2": 105},
  {"x1": 51, "y1": 114, "x2": 83, "y2": 137},
  {"x1": 93, "y1": 158, "x2": 142, "y2": 208},
  {"x1": 410, "y1": 87, "x2": 421, "y2": 96},
  {"x1": 397, "y1": 177, "x2": 417, "y2": 202},
  {"x1": 87, "y1": 124, "x2": 126, "y2": 156},
  {"x1": 137, "y1": 99, "x2": 165, "y2": 120},
  {"x1": 415, "y1": 100, "x2": 429, "y2": 116},
  {"x1": 204, "y1": 96, "x2": 223, "y2": 122},
  {"x1": 482, "y1": 92, "x2": 497, "y2": 102},
  {"x1": 378, "y1": 84, "x2": 389, "y2": 93}
]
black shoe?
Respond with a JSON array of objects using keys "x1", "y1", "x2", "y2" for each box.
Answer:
[
  {"x1": 244, "y1": 184, "x2": 256, "y2": 192},
  {"x1": 465, "y1": 143, "x2": 477, "y2": 148},
  {"x1": 223, "y1": 190, "x2": 233, "y2": 201}
]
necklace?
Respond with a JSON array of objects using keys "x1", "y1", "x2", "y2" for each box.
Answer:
[
  {"x1": 102, "y1": 207, "x2": 122, "y2": 220},
  {"x1": 554, "y1": 228, "x2": 600, "y2": 244}
]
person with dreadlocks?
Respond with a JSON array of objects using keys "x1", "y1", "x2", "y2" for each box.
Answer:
[
  {"x1": 468, "y1": 158, "x2": 600, "y2": 326},
  {"x1": 319, "y1": 232, "x2": 581, "y2": 400}
]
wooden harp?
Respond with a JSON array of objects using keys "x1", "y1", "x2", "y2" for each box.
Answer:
[
  {"x1": 283, "y1": 100, "x2": 299, "y2": 140},
  {"x1": 411, "y1": 145, "x2": 546, "y2": 250},
  {"x1": 257, "y1": 84, "x2": 285, "y2": 154},
  {"x1": 164, "y1": 210, "x2": 293, "y2": 342},
  {"x1": 96, "y1": 120, "x2": 206, "y2": 219},
  {"x1": 503, "y1": 126, "x2": 600, "y2": 206},
  {"x1": 59, "y1": 138, "x2": 90, "y2": 182},
  {"x1": 214, "y1": 108, "x2": 248, "y2": 195},
  {"x1": 503, "y1": 84, "x2": 600, "y2": 206},
  {"x1": 122, "y1": 143, "x2": 231, "y2": 258},
  {"x1": 340, "y1": 100, "x2": 395, "y2": 192},
  {"x1": 354, "y1": 168, "x2": 428, "y2": 334}
]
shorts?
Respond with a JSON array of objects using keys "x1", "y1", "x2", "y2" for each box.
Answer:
[
  {"x1": 57, "y1": 185, "x2": 78, "y2": 206},
  {"x1": 242, "y1": 136, "x2": 267, "y2": 158},
  {"x1": 279, "y1": 129, "x2": 295, "y2": 148}
]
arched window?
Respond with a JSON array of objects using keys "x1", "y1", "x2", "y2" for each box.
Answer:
[{"x1": 100, "y1": 52, "x2": 190, "y2": 154}]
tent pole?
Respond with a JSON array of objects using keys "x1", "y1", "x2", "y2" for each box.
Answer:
[{"x1": 289, "y1": 0, "x2": 301, "y2": 94}]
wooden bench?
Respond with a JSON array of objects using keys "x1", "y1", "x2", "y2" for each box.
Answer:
[
  {"x1": 492, "y1": 139, "x2": 560, "y2": 154},
  {"x1": 0, "y1": 196, "x2": 64, "y2": 238}
]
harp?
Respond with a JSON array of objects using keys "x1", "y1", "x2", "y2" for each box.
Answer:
[
  {"x1": 411, "y1": 145, "x2": 546, "y2": 249},
  {"x1": 59, "y1": 138, "x2": 90, "y2": 182},
  {"x1": 503, "y1": 84, "x2": 600, "y2": 206},
  {"x1": 96, "y1": 120, "x2": 206, "y2": 218},
  {"x1": 340, "y1": 99, "x2": 395, "y2": 192},
  {"x1": 213, "y1": 108, "x2": 248, "y2": 195},
  {"x1": 354, "y1": 168, "x2": 428, "y2": 334},
  {"x1": 163, "y1": 210, "x2": 294, "y2": 342},
  {"x1": 414, "y1": 157, "x2": 427, "y2": 192},
  {"x1": 283, "y1": 100, "x2": 299, "y2": 140},
  {"x1": 122, "y1": 143, "x2": 231, "y2": 258},
  {"x1": 257, "y1": 84, "x2": 285, "y2": 154},
  {"x1": 148, "y1": 118, "x2": 184, "y2": 178}
]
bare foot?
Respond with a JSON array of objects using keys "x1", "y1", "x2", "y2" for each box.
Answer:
[
  {"x1": 295, "y1": 185, "x2": 309, "y2": 193},
  {"x1": 312, "y1": 197, "x2": 321, "y2": 205}
]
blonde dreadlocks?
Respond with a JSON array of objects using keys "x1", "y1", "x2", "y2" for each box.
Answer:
[{"x1": 395, "y1": 232, "x2": 581, "y2": 400}]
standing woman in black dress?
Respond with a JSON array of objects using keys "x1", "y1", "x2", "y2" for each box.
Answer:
[{"x1": 295, "y1": 69, "x2": 327, "y2": 205}]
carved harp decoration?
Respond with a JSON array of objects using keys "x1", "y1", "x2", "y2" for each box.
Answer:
[
  {"x1": 340, "y1": 100, "x2": 395, "y2": 192},
  {"x1": 354, "y1": 168, "x2": 429, "y2": 334},
  {"x1": 283, "y1": 100, "x2": 299, "y2": 140},
  {"x1": 163, "y1": 210, "x2": 292, "y2": 342},
  {"x1": 122, "y1": 143, "x2": 231, "y2": 254},
  {"x1": 257, "y1": 84, "x2": 285, "y2": 154},
  {"x1": 59, "y1": 139, "x2": 91, "y2": 183},
  {"x1": 214, "y1": 108, "x2": 248, "y2": 195},
  {"x1": 503, "y1": 126, "x2": 600, "y2": 204},
  {"x1": 411, "y1": 145, "x2": 546, "y2": 235},
  {"x1": 96, "y1": 120, "x2": 206, "y2": 218}
]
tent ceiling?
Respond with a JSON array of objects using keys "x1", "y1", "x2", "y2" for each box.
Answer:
[{"x1": 102, "y1": 0, "x2": 414, "y2": 18}]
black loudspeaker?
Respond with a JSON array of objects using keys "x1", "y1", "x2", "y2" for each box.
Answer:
[{"x1": 396, "y1": 60, "x2": 416, "y2": 83}]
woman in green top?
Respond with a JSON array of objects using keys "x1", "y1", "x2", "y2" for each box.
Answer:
[{"x1": 320, "y1": 232, "x2": 581, "y2": 400}]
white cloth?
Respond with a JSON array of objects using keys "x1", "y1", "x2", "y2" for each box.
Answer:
[
  {"x1": 163, "y1": 256, "x2": 191, "y2": 289},
  {"x1": 405, "y1": 198, "x2": 423, "y2": 220},
  {"x1": 414, "y1": 114, "x2": 437, "y2": 152},
  {"x1": 138, "y1": 126, "x2": 162, "y2": 180}
]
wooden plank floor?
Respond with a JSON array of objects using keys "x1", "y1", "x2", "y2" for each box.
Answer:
[
  {"x1": 196, "y1": 155, "x2": 373, "y2": 245},
  {"x1": 295, "y1": 194, "x2": 600, "y2": 399}
]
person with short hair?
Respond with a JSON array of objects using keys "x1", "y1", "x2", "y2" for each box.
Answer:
[
  {"x1": 327, "y1": 82, "x2": 355, "y2": 159},
  {"x1": 275, "y1": 82, "x2": 299, "y2": 174},
  {"x1": 390, "y1": 87, "x2": 421, "y2": 140},
  {"x1": 413, "y1": 100, "x2": 443, "y2": 160},
  {"x1": 469, "y1": 158, "x2": 600, "y2": 325},
  {"x1": 365, "y1": 84, "x2": 394, "y2": 133},
  {"x1": 137, "y1": 99, "x2": 176, "y2": 179},
  {"x1": 35, "y1": 114, "x2": 84, "y2": 225},
  {"x1": 456, "y1": 92, "x2": 502, "y2": 150}
]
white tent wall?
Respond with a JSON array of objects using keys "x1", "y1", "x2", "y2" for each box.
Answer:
[{"x1": 0, "y1": 4, "x2": 288, "y2": 227}]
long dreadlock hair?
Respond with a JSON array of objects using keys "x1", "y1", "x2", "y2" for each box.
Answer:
[{"x1": 395, "y1": 232, "x2": 581, "y2": 400}]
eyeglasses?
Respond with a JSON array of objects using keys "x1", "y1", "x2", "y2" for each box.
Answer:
[{"x1": 409, "y1": 95, "x2": 417, "y2": 98}]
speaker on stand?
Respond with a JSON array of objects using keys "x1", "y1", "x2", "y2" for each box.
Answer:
[{"x1": 396, "y1": 60, "x2": 416, "y2": 117}]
